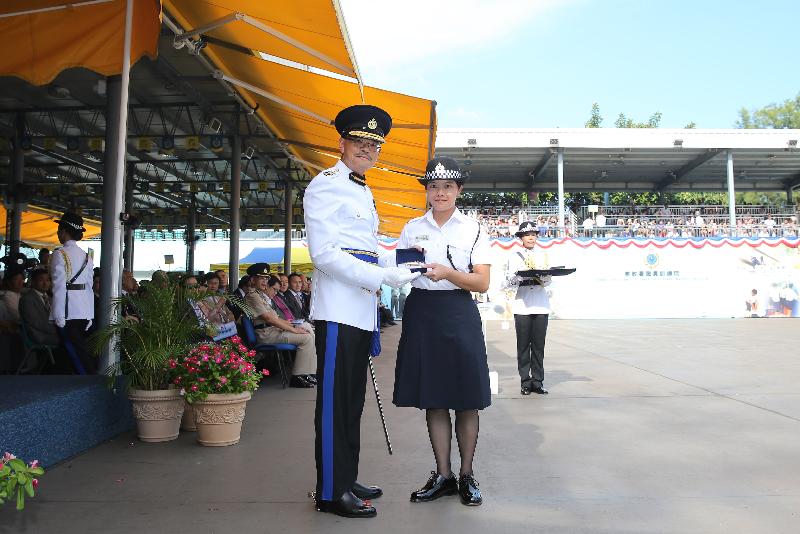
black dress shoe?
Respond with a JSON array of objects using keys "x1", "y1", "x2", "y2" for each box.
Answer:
[
  {"x1": 289, "y1": 375, "x2": 314, "y2": 388},
  {"x1": 531, "y1": 386, "x2": 549, "y2": 395},
  {"x1": 410, "y1": 471, "x2": 458, "y2": 502},
  {"x1": 521, "y1": 386, "x2": 532, "y2": 395},
  {"x1": 352, "y1": 481, "x2": 382, "y2": 500},
  {"x1": 316, "y1": 490, "x2": 376, "y2": 518},
  {"x1": 304, "y1": 374, "x2": 318, "y2": 385},
  {"x1": 458, "y1": 473, "x2": 482, "y2": 506}
]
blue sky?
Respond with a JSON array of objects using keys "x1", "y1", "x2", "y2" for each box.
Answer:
[{"x1": 340, "y1": 0, "x2": 800, "y2": 129}]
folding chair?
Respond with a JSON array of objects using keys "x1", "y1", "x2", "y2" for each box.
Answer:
[{"x1": 240, "y1": 316, "x2": 295, "y2": 389}]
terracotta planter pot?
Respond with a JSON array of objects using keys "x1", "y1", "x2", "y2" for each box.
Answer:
[
  {"x1": 128, "y1": 388, "x2": 184, "y2": 442},
  {"x1": 192, "y1": 392, "x2": 251, "y2": 447},
  {"x1": 180, "y1": 401, "x2": 196, "y2": 432}
]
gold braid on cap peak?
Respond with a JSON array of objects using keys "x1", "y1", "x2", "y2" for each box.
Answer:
[{"x1": 347, "y1": 130, "x2": 385, "y2": 143}]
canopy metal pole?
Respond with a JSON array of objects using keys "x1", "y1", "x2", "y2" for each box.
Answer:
[
  {"x1": 186, "y1": 194, "x2": 196, "y2": 273},
  {"x1": 123, "y1": 162, "x2": 135, "y2": 272},
  {"x1": 786, "y1": 185, "x2": 793, "y2": 206},
  {"x1": 284, "y1": 179, "x2": 293, "y2": 273},
  {"x1": 228, "y1": 108, "x2": 242, "y2": 282},
  {"x1": 557, "y1": 149, "x2": 565, "y2": 237},
  {"x1": 9, "y1": 113, "x2": 24, "y2": 257},
  {"x1": 98, "y1": 0, "x2": 133, "y2": 372},
  {"x1": 726, "y1": 150, "x2": 736, "y2": 236}
]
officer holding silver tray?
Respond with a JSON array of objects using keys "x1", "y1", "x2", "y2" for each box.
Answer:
[{"x1": 503, "y1": 220, "x2": 553, "y2": 395}]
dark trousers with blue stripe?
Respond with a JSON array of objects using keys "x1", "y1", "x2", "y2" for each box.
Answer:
[{"x1": 314, "y1": 320, "x2": 372, "y2": 502}]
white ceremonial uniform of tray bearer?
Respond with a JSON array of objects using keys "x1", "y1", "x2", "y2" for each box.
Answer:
[
  {"x1": 503, "y1": 248, "x2": 552, "y2": 315},
  {"x1": 303, "y1": 159, "x2": 382, "y2": 332}
]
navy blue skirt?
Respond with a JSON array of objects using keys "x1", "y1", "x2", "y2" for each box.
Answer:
[{"x1": 393, "y1": 288, "x2": 491, "y2": 411}]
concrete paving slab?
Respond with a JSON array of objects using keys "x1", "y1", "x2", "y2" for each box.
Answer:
[{"x1": 1, "y1": 319, "x2": 798, "y2": 533}]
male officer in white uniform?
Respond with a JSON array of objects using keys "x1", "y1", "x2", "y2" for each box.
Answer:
[
  {"x1": 504, "y1": 221, "x2": 552, "y2": 395},
  {"x1": 304, "y1": 104, "x2": 419, "y2": 518},
  {"x1": 50, "y1": 211, "x2": 96, "y2": 374}
]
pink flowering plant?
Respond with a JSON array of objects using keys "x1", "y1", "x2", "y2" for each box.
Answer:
[
  {"x1": 169, "y1": 335, "x2": 268, "y2": 403},
  {"x1": 0, "y1": 452, "x2": 44, "y2": 511}
]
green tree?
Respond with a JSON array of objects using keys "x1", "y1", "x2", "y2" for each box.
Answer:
[
  {"x1": 614, "y1": 111, "x2": 662, "y2": 128},
  {"x1": 737, "y1": 92, "x2": 800, "y2": 128},
  {"x1": 585, "y1": 102, "x2": 603, "y2": 128}
]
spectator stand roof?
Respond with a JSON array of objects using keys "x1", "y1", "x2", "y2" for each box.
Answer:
[
  {"x1": 0, "y1": 1, "x2": 434, "y2": 239},
  {"x1": 435, "y1": 128, "x2": 800, "y2": 195}
]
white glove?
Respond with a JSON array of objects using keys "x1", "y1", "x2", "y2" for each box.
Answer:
[
  {"x1": 54, "y1": 317, "x2": 66, "y2": 328},
  {"x1": 381, "y1": 266, "x2": 419, "y2": 288}
]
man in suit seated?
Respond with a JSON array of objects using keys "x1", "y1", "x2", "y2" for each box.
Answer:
[
  {"x1": 284, "y1": 272, "x2": 309, "y2": 320},
  {"x1": 19, "y1": 269, "x2": 61, "y2": 373}
]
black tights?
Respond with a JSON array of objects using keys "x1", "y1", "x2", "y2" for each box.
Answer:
[{"x1": 425, "y1": 408, "x2": 480, "y2": 477}]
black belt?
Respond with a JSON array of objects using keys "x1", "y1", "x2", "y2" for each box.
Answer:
[
  {"x1": 519, "y1": 279, "x2": 542, "y2": 287},
  {"x1": 253, "y1": 323, "x2": 268, "y2": 330},
  {"x1": 66, "y1": 283, "x2": 86, "y2": 290}
]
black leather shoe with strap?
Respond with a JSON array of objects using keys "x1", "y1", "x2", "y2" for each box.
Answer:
[
  {"x1": 410, "y1": 471, "x2": 458, "y2": 502},
  {"x1": 458, "y1": 473, "x2": 483, "y2": 506},
  {"x1": 316, "y1": 490, "x2": 377, "y2": 518},
  {"x1": 352, "y1": 481, "x2": 382, "y2": 500}
]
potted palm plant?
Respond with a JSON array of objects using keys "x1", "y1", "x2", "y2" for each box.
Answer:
[{"x1": 92, "y1": 281, "x2": 207, "y2": 442}]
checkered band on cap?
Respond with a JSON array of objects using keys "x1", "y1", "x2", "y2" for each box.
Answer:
[
  {"x1": 60, "y1": 220, "x2": 83, "y2": 231},
  {"x1": 425, "y1": 162, "x2": 462, "y2": 181}
]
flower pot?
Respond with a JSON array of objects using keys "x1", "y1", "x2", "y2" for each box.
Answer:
[
  {"x1": 192, "y1": 392, "x2": 251, "y2": 447},
  {"x1": 180, "y1": 401, "x2": 196, "y2": 432},
  {"x1": 128, "y1": 388, "x2": 185, "y2": 442}
]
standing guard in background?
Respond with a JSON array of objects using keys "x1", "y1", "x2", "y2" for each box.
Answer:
[
  {"x1": 50, "y1": 211, "x2": 96, "y2": 374},
  {"x1": 304, "y1": 104, "x2": 419, "y2": 519},
  {"x1": 503, "y1": 221, "x2": 552, "y2": 395}
]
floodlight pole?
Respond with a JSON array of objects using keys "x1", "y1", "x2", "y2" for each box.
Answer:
[
  {"x1": 284, "y1": 177, "x2": 293, "y2": 274},
  {"x1": 98, "y1": 0, "x2": 133, "y2": 372},
  {"x1": 228, "y1": 105, "x2": 242, "y2": 282},
  {"x1": 726, "y1": 150, "x2": 736, "y2": 236},
  {"x1": 9, "y1": 112, "x2": 25, "y2": 257},
  {"x1": 557, "y1": 148, "x2": 565, "y2": 237},
  {"x1": 186, "y1": 194, "x2": 196, "y2": 273},
  {"x1": 123, "y1": 162, "x2": 135, "y2": 271}
]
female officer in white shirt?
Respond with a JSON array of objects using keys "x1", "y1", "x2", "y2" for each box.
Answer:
[{"x1": 390, "y1": 156, "x2": 492, "y2": 507}]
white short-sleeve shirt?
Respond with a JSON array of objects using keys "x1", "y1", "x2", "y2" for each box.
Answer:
[{"x1": 397, "y1": 208, "x2": 491, "y2": 291}]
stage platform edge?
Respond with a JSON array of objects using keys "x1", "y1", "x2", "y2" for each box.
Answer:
[{"x1": 0, "y1": 376, "x2": 134, "y2": 467}]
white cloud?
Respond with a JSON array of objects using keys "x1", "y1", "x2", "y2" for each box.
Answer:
[{"x1": 339, "y1": 0, "x2": 562, "y2": 77}]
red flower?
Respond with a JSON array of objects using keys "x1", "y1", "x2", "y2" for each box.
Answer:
[
  {"x1": 261, "y1": 369, "x2": 270, "y2": 376},
  {"x1": 190, "y1": 385, "x2": 198, "y2": 391},
  {"x1": 32, "y1": 479, "x2": 39, "y2": 489}
]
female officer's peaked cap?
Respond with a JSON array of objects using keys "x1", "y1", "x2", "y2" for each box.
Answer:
[{"x1": 418, "y1": 156, "x2": 464, "y2": 186}]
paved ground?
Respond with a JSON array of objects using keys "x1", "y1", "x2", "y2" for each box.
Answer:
[{"x1": 2, "y1": 319, "x2": 799, "y2": 533}]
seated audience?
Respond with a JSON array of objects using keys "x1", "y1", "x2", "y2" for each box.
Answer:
[
  {"x1": 18, "y1": 269, "x2": 60, "y2": 372},
  {"x1": 245, "y1": 267, "x2": 316, "y2": 388}
]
